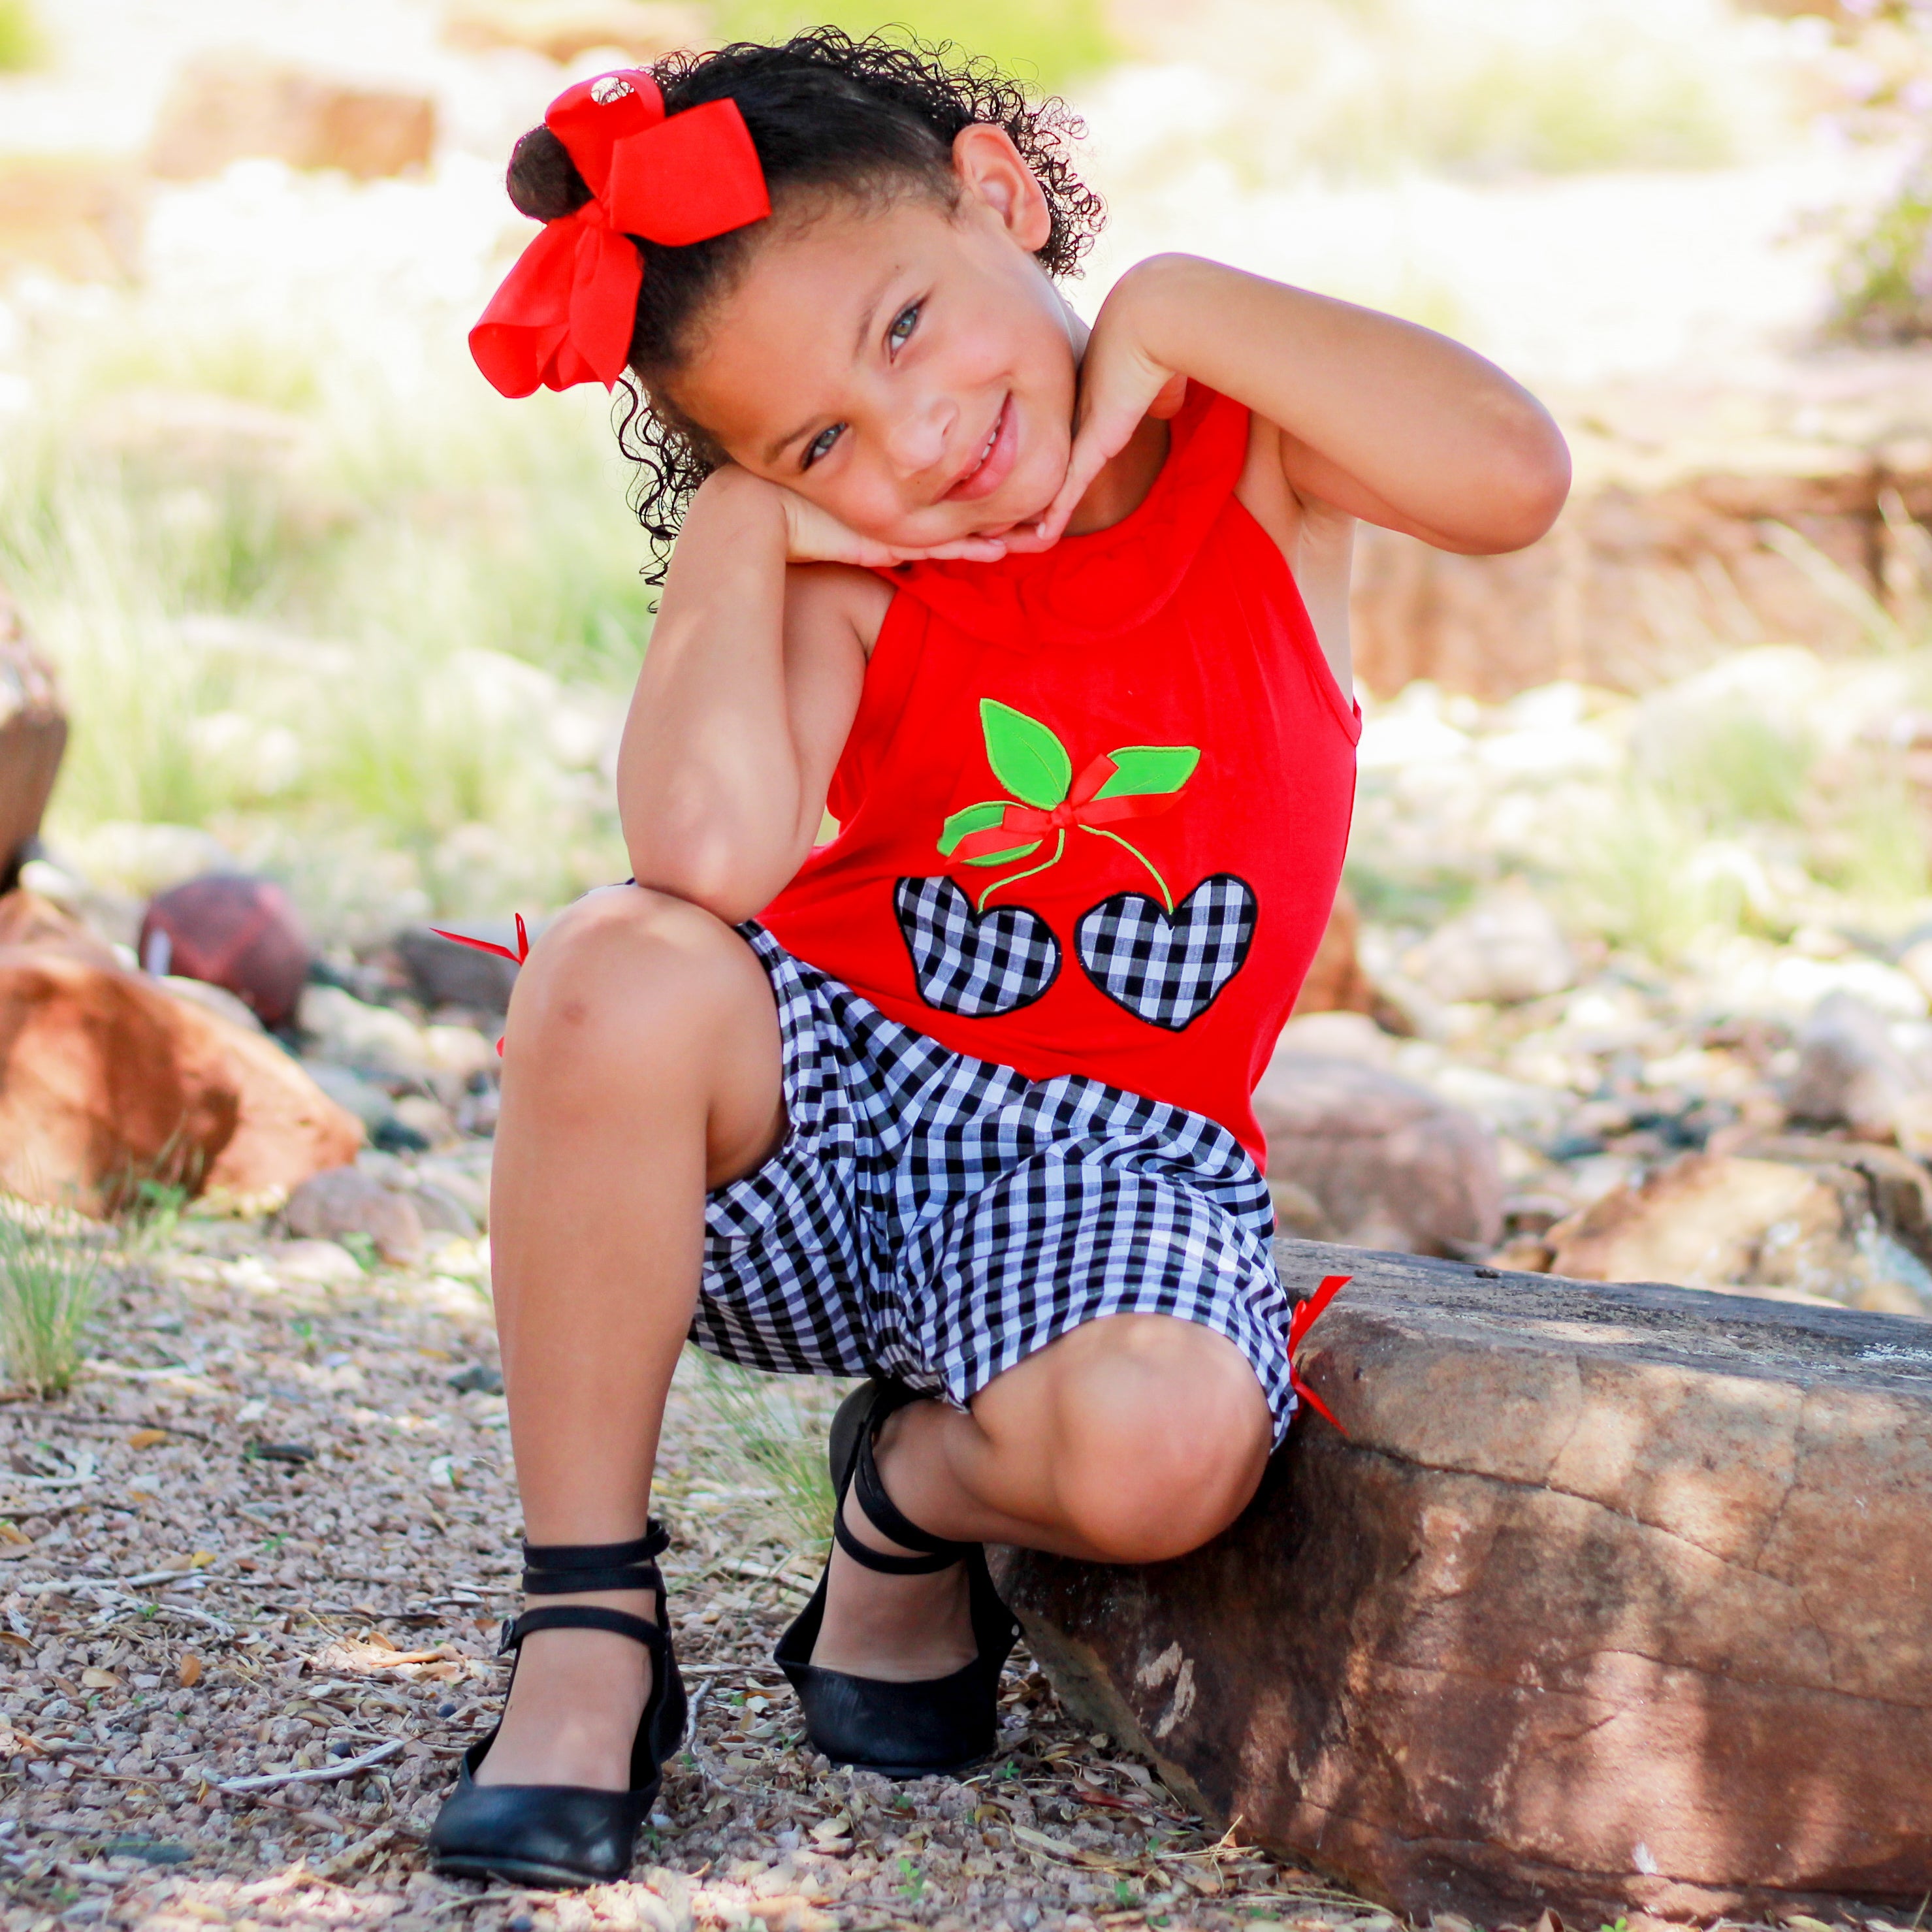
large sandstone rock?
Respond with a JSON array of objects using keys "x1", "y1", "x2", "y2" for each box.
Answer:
[
  {"x1": 1547, "y1": 1145, "x2": 1932, "y2": 1317},
  {"x1": 0, "y1": 894, "x2": 360, "y2": 1214},
  {"x1": 1350, "y1": 359, "x2": 1932, "y2": 699},
  {"x1": 1253, "y1": 1050, "x2": 1502, "y2": 1255},
  {"x1": 994, "y1": 1239, "x2": 1932, "y2": 1926},
  {"x1": 0, "y1": 596, "x2": 67, "y2": 893},
  {"x1": 149, "y1": 55, "x2": 436, "y2": 182}
]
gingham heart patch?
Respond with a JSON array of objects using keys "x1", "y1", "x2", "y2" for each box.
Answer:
[
  {"x1": 894, "y1": 876, "x2": 1061, "y2": 1016},
  {"x1": 1074, "y1": 874, "x2": 1257, "y2": 1029}
]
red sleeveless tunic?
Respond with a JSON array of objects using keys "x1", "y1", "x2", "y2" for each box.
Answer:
[{"x1": 759, "y1": 384, "x2": 1360, "y2": 1167}]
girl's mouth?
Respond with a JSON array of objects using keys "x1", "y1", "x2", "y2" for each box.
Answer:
[{"x1": 943, "y1": 395, "x2": 1016, "y2": 503}]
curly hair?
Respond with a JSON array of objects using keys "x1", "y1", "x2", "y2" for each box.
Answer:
[{"x1": 503, "y1": 27, "x2": 1106, "y2": 579}]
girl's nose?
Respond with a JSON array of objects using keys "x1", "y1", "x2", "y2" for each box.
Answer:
[{"x1": 883, "y1": 396, "x2": 954, "y2": 477}]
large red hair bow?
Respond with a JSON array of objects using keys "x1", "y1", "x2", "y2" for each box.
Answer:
[{"x1": 469, "y1": 69, "x2": 770, "y2": 398}]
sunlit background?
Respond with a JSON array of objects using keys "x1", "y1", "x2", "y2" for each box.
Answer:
[
  {"x1": 3, "y1": 0, "x2": 1925, "y2": 937},
  {"x1": 12, "y1": 3, "x2": 1932, "y2": 1278}
]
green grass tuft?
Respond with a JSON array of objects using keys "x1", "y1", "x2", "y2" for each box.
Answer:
[
  {"x1": 682, "y1": 1351, "x2": 839, "y2": 1554},
  {"x1": 0, "y1": 1202, "x2": 102, "y2": 1398}
]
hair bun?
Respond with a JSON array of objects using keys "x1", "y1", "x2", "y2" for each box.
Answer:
[{"x1": 506, "y1": 125, "x2": 592, "y2": 223}]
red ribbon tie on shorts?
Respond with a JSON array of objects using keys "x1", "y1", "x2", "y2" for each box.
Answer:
[
  {"x1": 1287, "y1": 1272, "x2": 1350, "y2": 1432},
  {"x1": 951, "y1": 753, "x2": 1186, "y2": 861},
  {"x1": 430, "y1": 913, "x2": 531, "y2": 1056},
  {"x1": 469, "y1": 70, "x2": 771, "y2": 398}
]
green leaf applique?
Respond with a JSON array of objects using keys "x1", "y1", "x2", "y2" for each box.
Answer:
[
  {"x1": 939, "y1": 800, "x2": 1042, "y2": 869},
  {"x1": 937, "y1": 701, "x2": 1204, "y2": 912},
  {"x1": 1093, "y1": 745, "x2": 1200, "y2": 799},
  {"x1": 980, "y1": 700, "x2": 1071, "y2": 809}
]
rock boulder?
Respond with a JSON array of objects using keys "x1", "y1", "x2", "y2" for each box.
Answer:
[
  {"x1": 1547, "y1": 1145, "x2": 1932, "y2": 1317},
  {"x1": 1252, "y1": 1051, "x2": 1502, "y2": 1255},
  {"x1": 285, "y1": 1165, "x2": 425, "y2": 1266},
  {"x1": 1289, "y1": 886, "x2": 1378, "y2": 1020},
  {"x1": 0, "y1": 599, "x2": 67, "y2": 892},
  {"x1": 993, "y1": 1239, "x2": 1932, "y2": 1925},
  {"x1": 0, "y1": 893, "x2": 360, "y2": 1214}
]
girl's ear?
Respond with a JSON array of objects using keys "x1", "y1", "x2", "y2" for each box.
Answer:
[{"x1": 951, "y1": 123, "x2": 1053, "y2": 253}]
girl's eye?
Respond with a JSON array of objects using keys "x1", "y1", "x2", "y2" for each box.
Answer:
[
  {"x1": 802, "y1": 423, "x2": 844, "y2": 470},
  {"x1": 888, "y1": 302, "x2": 921, "y2": 352}
]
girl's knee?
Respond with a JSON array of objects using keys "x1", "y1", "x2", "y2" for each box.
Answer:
[
  {"x1": 506, "y1": 884, "x2": 758, "y2": 1059},
  {"x1": 1052, "y1": 1349, "x2": 1272, "y2": 1564}
]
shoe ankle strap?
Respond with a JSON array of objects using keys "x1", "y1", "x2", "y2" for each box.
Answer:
[
  {"x1": 500, "y1": 1603, "x2": 668, "y2": 1659},
  {"x1": 837, "y1": 1413, "x2": 974, "y2": 1575},
  {"x1": 521, "y1": 1520, "x2": 670, "y2": 1596}
]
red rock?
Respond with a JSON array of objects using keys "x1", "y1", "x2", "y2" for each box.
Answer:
[
  {"x1": 1349, "y1": 369, "x2": 1932, "y2": 700},
  {"x1": 0, "y1": 893, "x2": 359, "y2": 1214},
  {"x1": 138, "y1": 873, "x2": 312, "y2": 1032},
  {"x1": 1253, "y1": 1050, "x2": 1502, "y2": 1255},
  {"x1": 994, "y1": 1239, "x2": 1932, "y2": 1926},
  {"x1": 1290, "y1": 886, "x2": 1377, "y2": 1018},
  {"x1": 0, "y1": 596, "x2": 67, "y2": 890}
]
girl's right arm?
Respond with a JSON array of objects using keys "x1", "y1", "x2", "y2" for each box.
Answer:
[
  {"x1": 616, "y1": 468, "x2": 870, "y2": 924},
  {"x1": 616, "y1": 468, "x2": 1001, "y2": 924}
]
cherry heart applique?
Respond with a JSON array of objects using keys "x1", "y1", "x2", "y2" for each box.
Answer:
[
  {"x1": 894, "y1": 876, "x2": 1061, "y2": 1017},
  {"x1": 1074, "y1": 874, "x2": 1257, "y2": 1029}
]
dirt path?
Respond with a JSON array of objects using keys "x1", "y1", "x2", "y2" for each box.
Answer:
[{"x1": 0, "y1": 1223, "x2": 1389, "y2": 1932}]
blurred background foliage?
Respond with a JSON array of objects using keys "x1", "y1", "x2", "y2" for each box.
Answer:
[
  {"x1": 6, "y1": 0, "x2": 1932, "y2": 968},
  {"x1": 715, "y1": 0, "x2": 1116, "y2": 90}
]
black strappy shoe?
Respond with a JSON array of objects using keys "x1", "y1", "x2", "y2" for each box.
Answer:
[
  {"x1": 428, "y1": 1522, "x2": 688, "y2": 1888},
  {"x1": 775, "y1": 1380, "x2": 1018, "y2": 1779}
]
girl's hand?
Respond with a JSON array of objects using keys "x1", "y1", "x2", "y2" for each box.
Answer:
[
  {"x1": 697, "y1": 465, "x2": 1007, "y2": 568},
  {"x1": 778, "y1": 484, "x2": 1008, "y2": 566},
  {"x1": 1010, "y1": 272, "x2": 1189, "y2": 551}
]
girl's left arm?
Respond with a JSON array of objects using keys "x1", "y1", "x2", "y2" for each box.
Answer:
[{"x1": 1035, "y1": 254, "x2": 1570, "y2": 555}]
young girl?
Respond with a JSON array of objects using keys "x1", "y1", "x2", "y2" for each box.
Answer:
[{"x1": 430, "y1": 28, "x2": 1567, "y2": 1889}]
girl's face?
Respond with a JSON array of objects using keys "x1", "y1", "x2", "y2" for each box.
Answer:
[{"x1": 671, "y1": 126, "x2": 1082, "y2": 549}]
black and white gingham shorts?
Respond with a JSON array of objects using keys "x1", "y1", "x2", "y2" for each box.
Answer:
[{"x1": 690, "y1": 923, "x2": 1299, "y2": 1441}]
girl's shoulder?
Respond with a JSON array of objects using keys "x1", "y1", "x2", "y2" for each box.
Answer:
[{"x1": 783, "y1": 560, "x2": 897, "y2": 661}]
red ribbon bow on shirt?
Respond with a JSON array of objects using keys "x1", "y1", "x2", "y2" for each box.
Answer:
[
  {"x1": 469, "y1": 70, "x2": 771, "y2": 398},
  {"x1": 1287, "y1": 1272, "x2": 1351, "y2": 1432},
  {"x1": 949, "y1": 754, "x2": 1187, "y2": 861}
]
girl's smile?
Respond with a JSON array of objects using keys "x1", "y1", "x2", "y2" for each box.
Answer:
[{"x1": 943, "y1": 393, "x2": 1017, "y2": 502}]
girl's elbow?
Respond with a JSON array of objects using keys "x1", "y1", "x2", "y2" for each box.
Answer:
[
  {"x1": 1457, "y1": 429, "x2": 1571, "y2": 555},
  {"x1": 624, "y1": 828, "x2": 800, "y2": 928}
]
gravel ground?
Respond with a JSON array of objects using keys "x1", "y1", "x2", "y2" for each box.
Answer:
[{"x1": 0, "y1": 1223, "x2": 1393, "y2": 1932}]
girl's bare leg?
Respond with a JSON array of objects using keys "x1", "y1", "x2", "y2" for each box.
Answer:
[
  {"x1": 471, "y1": 880, "x2": 1275, "y2": 1766},
  {"x1": 811, "y1": 1317, "x2": 1275, "y2": 1678},
  {"x1": 474, "y1": 885, "x2": 788, "y2": 1790}
]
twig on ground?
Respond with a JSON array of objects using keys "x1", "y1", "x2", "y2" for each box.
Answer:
[{"x1": 219, "y1": 1738, "x2": 404, "y2": 1792}]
